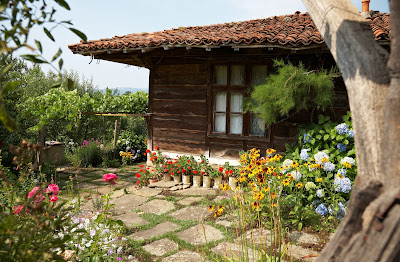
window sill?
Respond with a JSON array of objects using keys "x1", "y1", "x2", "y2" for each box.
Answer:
[{"x1": 208, "y1": 133, "x2": 269, "y2": 142}]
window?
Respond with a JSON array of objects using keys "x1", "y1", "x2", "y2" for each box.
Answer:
[{"x1": 212, "y1": 64, "x2": 268, "y2": 137}]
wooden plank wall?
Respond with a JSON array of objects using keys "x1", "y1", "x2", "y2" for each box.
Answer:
[{"x1": 150, "y1": 63, "x2": 208, "y2": 155}]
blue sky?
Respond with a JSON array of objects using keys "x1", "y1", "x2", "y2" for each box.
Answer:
[{"x1": 29, "y1": 0, "x2": 390, "y2": 91}]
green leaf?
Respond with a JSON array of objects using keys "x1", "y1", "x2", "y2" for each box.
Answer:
[
  {"x1": 67, "y1": 78, "x2": 74, "y2": 91},
  {"x1": 343, "y1": 139, "x2": 349, "y2": 145},
  {"x1": 58, "y1": 58, "x2": 64, "y2": 70},
  {"x1": 66, "y1": 124, "x2": 72, "y2": 130},
  {"x1": 21, "y1": 54, "x2": 46, "y2": 64},
  {"x1": 0, "y1": 62, "x2": 15, "y2": 79},
  {"x1": 298, "y1": 222, "x2": 303, "y2": 231},
  {"x1": 51, "y1": 48, "x2": 62, "y2": 62},
  {"x1": 0, "y1": 105, "x2": 17, "y2": 131},
  {"x1": 54, "y1": 0, "x2": 71, "y2": 10},
  {"x1": 35, "y1": 40, "x2": 43, "y2": 53},
  {"x1": 318, "y1": 114, "x2": 324, "y2": 124},
  {"x1": 310, "y1": 138, "x2": 315, "y2": 145},
  {"x1": 323, "y1": 134, "x2": 330, "y2": 141},
  {"x1": 43, "y1": 27, "x2": 55, "y2": 41},
  {"x1": 69, "y1": 28, "x2": 87, "y2": 42},
  {"x1": 114, "y1": 219, "x2": 124, "y2": 226},
  {"x1": 316, "y1": 134, "x2": 322, "y2": 140}
]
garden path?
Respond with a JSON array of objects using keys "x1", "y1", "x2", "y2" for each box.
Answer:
[{"x1": 57, "y1": 164, "x2": 331, "y2": 262}]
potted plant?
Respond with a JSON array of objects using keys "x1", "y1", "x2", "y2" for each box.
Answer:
[
  {"x1": 135, "y1": 165, "x2": 156, "y2": 187},
  {"x1": 199, "y1": 155, "x2": 211, "y2": 188},
  {"x1": 149, "y1": 147, "x2": 168, "y2": 181},
  {"x1": 223, "y1": 162, "x2": 238, "y2": 190},
  {"x1": 177, "y1": 155, "x2": 194, "y2": 186}
]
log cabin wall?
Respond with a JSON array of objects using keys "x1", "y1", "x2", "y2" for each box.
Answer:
[{"x1": 146, "y1": 47, "x2": 350, "y2": 159}]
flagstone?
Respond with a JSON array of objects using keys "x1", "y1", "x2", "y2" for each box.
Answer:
[
  {"x1": 285, "y1": 244, "x2": 317, "y2": 261},
  {"x1": 239, "y1": 228, "x2": 272, "y2": 247},
  {"x1": 133, "y1": 187, "x2": 163, "y2": 197},
  {"x1": 148, "y1": 181, "x2": 179, "y2": 188},
  {"x1": 129, "y1": 222, "x2": 180, "y2": 241},
  {"x1": 177, "y1": 197, "x2": 203, "y2": 206},
  {"x1": 112, "y1": 212, "x2": 149, "y2": 228},
  {"x1": 211, "y1": 241, "x2": 261, "y2": 262},
  {"x1": 288, "y1": 231, "x2": 319, "y2": 245},
  {"x1": 138, "y1": 199, "x2": 175, "y2": 215},
  {"x1": 169, "y1": 206, "x2": 208, "y2": 221},
  {"x1": 178, "y1": 188, "x2": 217, "y2": 196},
  {"x1": 109, "y1": 194, "x2": 148, "y2": 213},
  {"x1": 176, "y1": 224, "x2": 224, "y2": 245},
  {"x1": 162, "y1": 250, "x2": 205, "y2": 262},
  {"x1": 142, "y1": 239, "x2": 178, "y2": 256}
]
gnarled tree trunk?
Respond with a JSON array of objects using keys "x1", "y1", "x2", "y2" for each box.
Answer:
[{"x1": 302, "y1": 0, "x2": 400, "y2": 261}]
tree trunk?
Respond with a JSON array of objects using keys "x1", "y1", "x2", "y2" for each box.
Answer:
[{"x1": 302, "y1": 1, "x2": 400, "y2": 261}]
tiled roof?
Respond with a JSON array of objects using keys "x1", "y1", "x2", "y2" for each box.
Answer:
[{"x1": 68, "y1": 12, "x2": 390, "y2": 53}]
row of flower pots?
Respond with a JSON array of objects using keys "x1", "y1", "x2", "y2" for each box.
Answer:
[{"x1": 162, "y1": 173, "x2": 237, "y2": 189}]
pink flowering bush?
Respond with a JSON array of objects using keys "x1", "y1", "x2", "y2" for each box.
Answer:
[{"x1": 103, "y1": 173, "x2": 118, "y2": 184}]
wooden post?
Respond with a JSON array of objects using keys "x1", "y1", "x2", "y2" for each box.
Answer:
[
  {"x1": 38, "y1": 126, "x2": 45, "y2": 164},
  {"x1": 113, "y1": 119, "x2": 119, "y2": 158}
]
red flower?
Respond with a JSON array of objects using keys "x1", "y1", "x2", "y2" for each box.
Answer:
[
  {"x1": 193, "y1": 170, "x2": 198, "y2": 175},
  {"x1": 187, "y1": 160, "x2": 190, "y2": 163},
  {"x1": 164, "y1": 169, "x2": 168, "y2": 172},
  {"x1": 219, "y1": 167, "x2": 223, "y2": 172},
  {"x1": 136, "y1": 180, "x2": 140, "y2": 184},
  {"x1": 171, "y1": 172, "x2": 174, "y2": 176},
  {"x1": 152, "y1": 152, "x2": 156, "y2": 155},
  {"x1": 182, "y1": 169, "x2": 186, "y2": 173},
  {"x1": 50, "y1": 195, "x2": 58, "y2": 202},
  {"x1": 229, "y1": 170, "x2": 233, "y2": 175},
  {"x1": 146, "y1": 149, "x2": 151, "y2": 153},
  {"x1": 103, "y1": 173, "x2": 118, "y2": 184},
  {"x1": 135, "y1": 173, "x2": 141, "y2": 178},
  {"x1": 46, "y1": 184, "x2": 60, "y2": 195},
  {"x1": 155, "y1": 146, "x2": 159, "y2": 150},
  {"x1": 13, "y1": 205, "x2": 24, "y2": 214},
  {"x1": 140, "y1": 165, "x2": 144, "y2": 168},
  {"x1": 201, "y1": 171, "x2": 205, "y2": 175}
]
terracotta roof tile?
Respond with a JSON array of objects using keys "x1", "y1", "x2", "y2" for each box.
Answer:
[{"x1": 68, "y1": 12, "x2": 390, "y2": 53}]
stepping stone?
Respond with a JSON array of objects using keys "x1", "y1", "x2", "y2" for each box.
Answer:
[
  {"x1": 240, "y1": 228, "x2": 272, "y2": 247},
  {"x1": 176, "y1": 224, "x2": 224, "y2": 245},
  {"x1": 112, "y1": 212, "x2": 149, "y2": 228},
  {"x1": 162, "y1": 250, "x2": 204, "y2": 262},
  {"x1": 129, "y1": 222, "x2": 180, "y2": 241},
  {"x1": 138, "y1": 199, "x2": 175, "y2": 215},
  {"x1": 285, "y1": 244, "x2": 317, "y2": 261},
  {"x1": 177, "y1": 197, "x2": 203, "y2": 206},
  {"x1": 134, "y1": 187, "x2": 162, "y2": 197},
  {"x1": 148, "y1": 181, "x2": 178, "y2": 188},
  {"x1": 288, "y1": 231, "x2": 319, "y2": 245},
  {"x1": 110, "y1": 194, "x2": 148, "y2": 213},
  {"x1": 216, "y1": 215, "x2": 234, "y2": 227},
  {"x1": 78, "y1": 182, "x2": 99, "y2": 190},
  {"x1": 142, "y1": 239, "x2": 178, "y2": 256},
  {"x1": 102, "y1": 168, "x2": 120, "y2": 173},
  {"x1": 170, "y1": 206, "x2": 208, "y2": 221},
  {"x1": 212, "y1": 242, "x2": 261, "y2": 262},
  {"x1": 110, "y1": 189, "x2": 125, "y2": 199},
  {"x1": 170, "y1": 185, "x2": 182, "y2": 191},
  {"x1": 178, "y1": 188, "x2": 217, "y2": 196}
]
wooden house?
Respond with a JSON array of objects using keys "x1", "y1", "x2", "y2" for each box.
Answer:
[{"x1": 69, "y1": 12, "x2": 390, "y2": 163}]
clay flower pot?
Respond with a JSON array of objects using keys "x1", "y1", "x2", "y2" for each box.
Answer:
[
  {"x1": 149, "y1": 178, "x2": 159, "y2": 184},
  {"x1": 229, "y1": 176, "x2": 237, "y2": 190},
  {"x1": 163, "y1": 172, "x2": 172, "y2": 181},
  {"x1": 182, "y1": 174, "x2": 191, "y2": 185},
  {"x1": 202, "y1": 175, "x2": 211, "y2": 188},
  {"x1": 173, "y1": 174, "x2": 182, "y2": 183},
  {"x1": 192, "y1": 175, "x2": 202, "y2": 188},
  {"x1": 213, "y1": 176, "x2": 223, "y2": 189}
]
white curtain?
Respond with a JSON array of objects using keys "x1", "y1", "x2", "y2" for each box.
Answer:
[
  {"x1": 231, "y1": 65, "x2": 245, "y2": 85},
  {"x1": 214, "y1": 92, "x2": 227, "y2": 132},
  {"x1": 230, "y1": 92, "x2": 243, "y2": 134},
  {"x1": 214, "y1": 65, "x2": 227, "y2": 85}
]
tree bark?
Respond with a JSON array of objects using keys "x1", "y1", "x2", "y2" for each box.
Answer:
[{"x1": 302, "y1": 1, "x2": 400, "y2": 261}]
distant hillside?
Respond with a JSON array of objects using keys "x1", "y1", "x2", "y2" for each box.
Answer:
[{"x1": 98, "y1": 87, "x2": 148, "y2": 94}]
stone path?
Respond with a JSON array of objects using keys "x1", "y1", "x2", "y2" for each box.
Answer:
[{"x1": 57, "y1": 164, "x2": 323, "y2": 261}]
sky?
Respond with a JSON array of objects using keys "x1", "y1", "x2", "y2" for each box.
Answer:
[{"x1": 26, "y1": 0, "x2": 390, "y2": 91}]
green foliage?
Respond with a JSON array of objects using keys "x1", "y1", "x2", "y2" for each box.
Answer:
[
  {"x1": 74, "y1": 140, "x2": 103, "y2": 167},
  {"x1": 245, "y1": 60, "x2": 337, "y2": 126},
  {"x1": 117, "y1": 130, "x2": 147, "y2": 163}
]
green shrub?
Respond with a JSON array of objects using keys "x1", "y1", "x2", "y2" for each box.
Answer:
[
  {"x1": 74, "y1": 140, "x2": 103, "y2": 167},
  {"x1": 116, "y1": 131, "x2": 146, "y2": 163}
]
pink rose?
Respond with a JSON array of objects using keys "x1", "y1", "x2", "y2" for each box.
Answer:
[
  {"x1": 13, "y1": 205, "x2": 24, "y2": 214},
  {"x1": 47, "y1": 184, "x2": 60, "y2": 195},
  {"x1": 28, "y1": 186, "x2": 45, "y2": 203},
  {"x1": 50, "y1": 195, "x2": 58, "y2": 202},
  {"x1": 103, "y1": 173, "x2": 118, "y2": 184}
]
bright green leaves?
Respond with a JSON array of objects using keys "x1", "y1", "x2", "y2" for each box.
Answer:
[
  {"x1": 69, "y1": 28, "x2": 87, "y2": 42},
  {"x1": 245, "y1": 60, "x2": 338, "y2": 126}
]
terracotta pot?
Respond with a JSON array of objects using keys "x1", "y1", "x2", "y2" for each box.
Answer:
[
  {"x1": 163, "y1": 172, "x2": 172, "y2": 181},
  {"x1": 173, "y1": 174, "x2": 182, "y2": 183},
  {"x1": 213, "y1": 176, "x2": 223, "y2": 189},
  {"x1": 149, "y1": 178, "x2": 159, "y2": 184},
  {"x1": 202, "y1": 175, "x2": 211, "y2": 188},
  {"x1": 193, "y1": 175, "x2": 202, "y2": 188},
  {"x1": 229, "y1": 176, "x2": 237, "y2": 190},
  {"x1": 182, "y1": 174, "x2": 191, "y2": 185}
]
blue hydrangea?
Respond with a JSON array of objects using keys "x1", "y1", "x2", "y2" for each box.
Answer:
[
  {"x1": 348, "y1": 130, "x2": 354, "y2": 138},
  {"x1": 303, "y1": 133, "x2": 311, "y2": 143},
  {"x1": 316, "y1": 189, "x2": 324, "y2": 198},
  {"x1": 336, "y1": 123, "x2": 349, "y2": 135},
  {"x1": 315, "y1": 204, "x2": 328, "y2": 216},
  {"x1": 337, "y1": 143, "x2": 347, "y2": 152},
  {"x1": 323, "y1": 162, "x2": 335, "y2": 172},
  {"x1": 300, "y1": 149, "x2": 310, "y2": 161},
  {"x1": 337, "y1": 168, "x2": 347, "y2": 176},
  {"x1": 328, "y1": 202, "x2": 347, "y2": 220},
  {"x1": 334, "y1": 177, "x2": 352, "y2": 193}
]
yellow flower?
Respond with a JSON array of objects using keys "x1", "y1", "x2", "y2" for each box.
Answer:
[
  {"x1": 296, "y1": 182, "x2": 303, "y2": 189},
  {"x1": 321, "y1": 158, "x2": 329, "y2": 164},
  {"x1": 337, "y1": 173, "x2": 343, "y2": 179},
  {"x1": 343, "y1": 162, "x2": 352, "y2": 169},
  {"x1": 253, "y1": 191, "x2": 265, "y2": 201},
  {"x1": 316, "y1": 177, "x2": 323, "y2": 183},
  {"x1": 282, "y1": 179, "x2": 290, "y2": 186},
  {"x1": 263, "y1": 186, "x2": 270, "y2": 192},
  {"x1": 220, "y1": 183, "x2": 230, "y2": 191},
  {"x1": 208, "y1": 205, "x2": 215, "y2": 212},
  {"x1": 266, "y1": 148, "x2": 276, "y2": 155},
  {"x1": 239, "y1": 175, "x2": 247, "y2": 183},
  {"x1": 270, "y1": 193, "x2": 277, "y2": 199},
  {"x1": 271, "y1": 202, "x2": 277, "y2": 207},
  {"x1": 252, "y1": 201, "x2": 261, "y2": 211}
]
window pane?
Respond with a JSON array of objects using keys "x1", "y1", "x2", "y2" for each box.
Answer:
[
  {"x1": 214, "y1": 113, "x2": 226, "y2": 132},
  {"x1": 214, "y1": 65, "x2": 227, "y2": 85},
  {"x1": 231, "y1": 65, "x2": 245, "y2": 85},
  {"x1": 252, "y1": 65, "x2": 268, "y2": 86},
  {"x1": 230, "y1": 92, "x2": 243, "y2": 113},
  {"x1": 250, "y1": 114, "x2": 265, "y2": 136},
  {"x1": 215, "y1": 92, "x2": 227, "y2": 112},
  {"x1": 230, "y1": 114, "x2": 243, "y2": 134}
]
